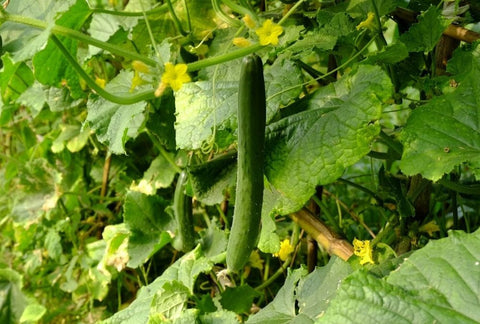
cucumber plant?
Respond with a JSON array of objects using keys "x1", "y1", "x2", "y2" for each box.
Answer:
[{"x1": 226, "y1": 54, "x2": 266, "y2": 273}]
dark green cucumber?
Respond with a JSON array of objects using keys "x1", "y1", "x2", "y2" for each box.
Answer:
[
  {"x1": 172, "y1": 170, "x2": 195, "y2": 252},
  {"x1": 226, "y1": 54, "x2": 266, "y2": 272}
]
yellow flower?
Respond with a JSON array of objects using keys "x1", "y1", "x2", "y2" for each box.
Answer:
[
  {"x1": 160, "y1": 62, "x2": 191, "y2": 92},
  {"x1": 129, "y1": 71, "x2": 147, "y2": 92},
  {"x1": 273, "y1": 239, "x2": 294, "y2": 261},
  {"x1": 255, "y1": 19, "x2": 283, "y2": 46},
  {"x1": 243, "y1": 14, "x2": 256, "y2": 29},
  {"x1": 356, "y1": 12, "x2": 376, "y2": 31},
  {"x1": 353, "y1": 238, "x2": 374, "y2": 265},
  {"x1": 233, "y1": 37, "x2": 252, "y2": 48},
  {"x1": 95, "y1": 77, "x2": 106, "y2": 89},
  {"x1": 132, "y1": 60, "x2": 150, "y2": 74}
]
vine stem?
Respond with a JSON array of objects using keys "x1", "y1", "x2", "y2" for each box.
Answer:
[
  {"x1": 3, "y1": 14, "x2": 158, "y2": 67},
  {"x1": 50, "y1": 35, "x2": 156, "y2": 105},
  {"x1": 166, "y1": 0, "x2": 187, "y2": 36},
  {"x1": 278, "y1": 0, "x2": 306, "y2": 25},
  {"x1": 186, "y1": 43, "x2": 263, "y2": 71},
  {"x1": 100, "y1": 153, "x2": 112, "y2": 201}
]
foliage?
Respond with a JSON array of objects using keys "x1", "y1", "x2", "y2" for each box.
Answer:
[{"x1": 1, "y1": 0, "x2": 480, "y2": 322}]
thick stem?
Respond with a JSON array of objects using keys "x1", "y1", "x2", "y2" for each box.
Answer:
[{"x1": 289, "y1": 209, "x2": 353, "y2": 261}]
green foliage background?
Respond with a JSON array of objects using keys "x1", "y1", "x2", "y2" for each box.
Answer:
[{"x1": 0, "y1": 0, "x2": 479, "y2": 323}]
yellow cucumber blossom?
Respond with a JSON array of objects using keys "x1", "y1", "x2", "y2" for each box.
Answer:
[
  {"x1": 233, "y1": 37, "x2": 252, "y2": 48},
  {"x1": 273, "y1": 239, "x2": 294, "y2": 261},
  {"x1": 256, "y1": 19, "x2": 283, "y2": 46},
  {"x1": 353, "y1": 238, "x2": 374, "y2": 265},
  {"x1": 356, "y1": 12, "x2": 376, "y2": 31},
  {"x1": 130, "y1": 71, "x2": 147, "y2": 92},
  {"x1": 95, "y1": 77, "x2": 106, "y2": 89},
  {"x1": 156, "y1": 62, "x2": 191, "y2": 96},
  {"x1": 132, "y1": 60, "x2": 150, "y2": 74},
  {"x1": 242, "y1": 14, "x2": 256, "y2": 29}
]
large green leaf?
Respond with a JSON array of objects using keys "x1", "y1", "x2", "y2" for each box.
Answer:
[
  {"x1": 0, "y1": 268, "x2": 28, "y2": 324},
  {"x1": 317, "y1": 229, "x2": 480, "y2": 323},
  {"x1": 246, "y1": 268, "x2": 307, "y2": 324},
  {"x1": 32, "y1": 0, "x2": 91, "y2": 99},
  {"x1": 247, "y1": 258, "x2": 352, "y2": 323},
  {"x1": 400, "y1": 6, "x2": 451, "y2": 53},
  {"x1": 101, "y1": 247, "x2": 215, "y2": 324},
  {"x1": 399, "y1": 73, "x2": 480, "y2": 181},
  {"x1": 175, "y1": 80, "x2": 238, "y2": 150},
  {"x1": 123, "y1": 191, "x2": 173, "y2": 268},
  {"x1": 0, "y1": 0, "x2": 75, "y2": 62},
  {"x1": 265, "y1": 64, "x2": 392, "y2": 215},
  {"x1": 175, "y1": 57, "x2": 302, "y2": 150},
  {"x1": 86, "y1": 71, "x2": 147, "y2": 154}
]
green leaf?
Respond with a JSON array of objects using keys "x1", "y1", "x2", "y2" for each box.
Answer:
[
  {"x1": 175, "y1": 57, "x2": 303, "y2": 150},
  {"x1": 16, "y1": 82, "x2": 46, "y2": 116},
  {"x1": 189, "y1": 153, "x2": 237, "y2": 205},
  {"x1": 147, "y1": 93, "x2": 176, "y2": 151},
  {"x1": 220, "y1": 285, "x2": 260, "y2": 314},
  {"x1": 265, "y1": 65, "x2": 392, "y2": 215},
  {"x1": 175, "y1": 81, "x2": 238, "y2": 150},
  {"x1": 317, "y1": 230, "x2": 480, "y2": 323},
  {"x1": 265, "y1": 58, "x2": 303, "y2": 109},
  {"x1": 149, "y1": 281, "x2": 190, "y2": 321},
  {"x1": 196, "y1": 294, "x2": 217, "y2": 314},
  {"x1": 32, "y1": 0, "x2": 91, "y2": 98},
  {"x1": 101, "y1": 247, "x2": 214, "y2": 324},
  {"x1": 88, "y1": 12, "x2": 138, "y2": 57},
  {"x1": 199, "y1": 224, "x2": 228, "y2": 258},
  {"x1": 287, "y1": 32, "x2": 338, "y2": 53},
  {"x1": 86, "y1": 71, "x2": 147, "y2": 154},
  {"x1": 400, "y1": 6, "x2": 451, "y2": 53},
  {"x1": 246, "y1": 268, "x2": 308, "y2": 323},
  {"x1": 399, "y1": 75, "x2": 480, "y2": 180},
  {"x1": 128, "y1": 231, "x2": 172, "y2": 268},
  {"x1": 123, "y1": 191, "x2": 173, "y2": 267},
  {"x1": 0, "y1": 268, "x2": 28, "y2": 324},
  {"x1": 258, "y1": 207, "x2": 281, "y2": 254},
  {"x1": 124, "y1": 191, "x2": 172, "y2": 233},
  {"x1": 139, "y1": 153, "x2": 178, "y2": 190},
  {"x1": 0, "y1": 54, "x2": 35, "y2": 103},
  {"x1": 200, "y1": 310, "x2": 240, "y2": 324},
  {"x1": 0, "y1": 0, "x2": 75, "y2": 62},
  {"x1": 44, "y1": 229, "x2": 63, "y2": 261},
  {"x1": 246, "y1": 258, "x2": 352, "y2": 323},
  {"x1": 297, "y1": 257, "x2": 353, "y2": 319},
  {"x1": 19, "y1": 303, "x2": 46, "y2": 322},
  {"x1": 364, "y1": 42, "x2": 409, "y2": 64}
]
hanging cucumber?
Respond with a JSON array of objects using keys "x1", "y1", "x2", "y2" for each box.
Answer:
[
  {"x1": 226, "y1": 54, "x2": 266, "y2": 272},
  {"x1": 172, "y1": 170, "x2": 195, "y2": 252}
]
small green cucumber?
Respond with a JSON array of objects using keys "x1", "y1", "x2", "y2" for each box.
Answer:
[
  {"x1": 172, "y1": 170, "x2": 195, "y2": 252},
  {"x1": 226, "y1": 53, "x2": 266, "y2": 272}
]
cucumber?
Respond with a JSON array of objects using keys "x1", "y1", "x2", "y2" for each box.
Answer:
[
  {"x1": 226, "y1": 54, "x2": 266, "y2": 272},
  {"x1": 172, "y1": 170, "x2": 195, "y2": 252}
]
